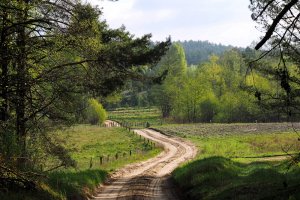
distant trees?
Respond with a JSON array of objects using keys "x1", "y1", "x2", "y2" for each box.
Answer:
[
  {"x1": 150, "y1": 43, "x2": 187, "y2": 118},
  {"x1": 104, "y1": 40, "x2": 296, "y2": 123},
  {"x1": 151, "y1": 47, "x2": 286, "y2": 123},
  {"x1": 169, "y1": 50, "x2": 258, "y2": 123},
  {"x1": 178, "y1": 40, "x2": 238, "y2": 65}
]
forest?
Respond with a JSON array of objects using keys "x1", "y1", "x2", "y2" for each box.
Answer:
[{"x1": 109, "y1": 43, "x2": 300, "y2": 123}]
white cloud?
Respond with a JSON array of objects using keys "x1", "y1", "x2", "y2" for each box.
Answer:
[{"x1": 87, "y1": 0, "x2": 262, "y2": 47}]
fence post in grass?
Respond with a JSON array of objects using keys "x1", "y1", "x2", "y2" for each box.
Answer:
[
  {"x1": 146, "y1": 122, "x2": 150, "y2": 128},
  {"x1": 130, "y1": 150, "x2": 132, "y2": 156},
  {"x1": 115, "y1": 153, "x2": 118, "y2": 160},
  {"x1": 100, "y1": 156, "x2": 103, "y2": 165},
  {"x1": 89, "y1": 157, "x2": 93, "y2": 169}
]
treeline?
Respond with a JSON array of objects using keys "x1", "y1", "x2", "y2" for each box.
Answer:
[
  {"x1": 107, "y1": 43, "x2": 300, "y2": 123},
  {"x1": 178, "y1": 40, "x2": 240, "y2": 65}
]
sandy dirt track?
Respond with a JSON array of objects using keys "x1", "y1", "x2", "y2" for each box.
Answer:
[{"x1": 92, "y1": 129, "x2": 197, "y2": 200}]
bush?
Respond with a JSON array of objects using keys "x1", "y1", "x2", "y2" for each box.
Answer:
[{"x1": 86, "y1": 98, "x2": 107, "y2": 125}]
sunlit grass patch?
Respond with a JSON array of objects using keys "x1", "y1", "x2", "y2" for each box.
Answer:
[
  {"x1": 154, "y1": 123, "x2": 300, "y2": 199},
  {"x1": 154, "y1": 123, "x2": 300, "y2": 159},
  {"x1": 44, "y1": 125, "x2": 161, "y2": 199},
  {"x1": 108, "y1": 107, "x2": 163, "y2": 127}
]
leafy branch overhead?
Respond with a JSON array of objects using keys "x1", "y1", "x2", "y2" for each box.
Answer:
[{"x1": 250, "y1": 0, "x2": 300, "y2": 115}]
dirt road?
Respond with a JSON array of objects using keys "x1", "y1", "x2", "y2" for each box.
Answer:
[{"x1": 92, "y1": 129, "x2": 197, "y2": 200}]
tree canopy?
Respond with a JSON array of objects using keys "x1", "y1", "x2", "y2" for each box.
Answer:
[
  {"x1": 250, "y1": 0, "x2": 300, "y2": 118},
  {"x1": 0, "y1": 0, "x2": 170, "y2": 181}
]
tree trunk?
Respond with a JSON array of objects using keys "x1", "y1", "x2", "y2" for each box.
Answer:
[
  {"x1": 16, "y1": 1, "x2": 29, "y2": 168},
  {"x1": 0, "y1": 11, "x2": 9, "y2": 122}
]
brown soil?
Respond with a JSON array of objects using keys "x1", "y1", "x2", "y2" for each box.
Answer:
[{"x1": 92, "y1": 129, "x2": 197, "y2": 200}]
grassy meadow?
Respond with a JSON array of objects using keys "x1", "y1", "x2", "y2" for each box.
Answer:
[
  {"x1": 154, "y1": 123, "x2": 300, "y2": 200},
  {"x1": 46, "y1": 125, "x2": 161, "y2": 199}
]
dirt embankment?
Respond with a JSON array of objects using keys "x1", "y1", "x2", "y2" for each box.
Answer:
[{"x1": 92, "y1": 129, "x2": 197, "y2": 200}]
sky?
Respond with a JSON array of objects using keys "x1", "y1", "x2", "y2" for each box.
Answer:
[{"x1": 87, "y1": 0, "x2": 262, "y2": 47}]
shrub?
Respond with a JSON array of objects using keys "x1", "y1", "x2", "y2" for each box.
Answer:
[{"x1": 86, "y1": 98, "x2": 107, "y2": 125}]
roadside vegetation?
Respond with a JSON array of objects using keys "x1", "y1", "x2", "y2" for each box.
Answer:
[
  {"x1": 154, "y1": 123, "x2": 300, "y2": 199},
  {"x1": 0, "y1": 125, "x2": 161, "y2": 200}
]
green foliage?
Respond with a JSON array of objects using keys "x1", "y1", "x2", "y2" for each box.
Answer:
[
  {"x1": 0, "y1": 0, "x2": 169, "y2": 182},
  {"x1": 150, "y1": 43, "x2": 187, "y2": 118},
  {"x1": 86, "y1": 98, "x2": 107, "y2": 125},
  {"x1": 151, "y1": 48, "x2": 293, "y2": 123}
]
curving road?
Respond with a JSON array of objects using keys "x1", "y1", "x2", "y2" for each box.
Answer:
[{"x1": 92, "y1": 129, "x2": 197, "y2": 200}]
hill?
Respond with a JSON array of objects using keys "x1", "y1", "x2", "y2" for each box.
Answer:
[{"x1": 178, "y1": 40, "x2": 241, "y2": 65}]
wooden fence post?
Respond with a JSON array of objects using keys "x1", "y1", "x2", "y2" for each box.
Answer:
[
  {"x1": 100, "y1": 156, "x2": 103, "y2": 165},
  {"x1": 89, "y1": 157, "x2": 93, "y2": 169}
]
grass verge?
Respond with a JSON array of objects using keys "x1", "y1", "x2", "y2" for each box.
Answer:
[
  {"x1": 154, "y1": 123, "x2": 300, "y2": 199},
  {"x1": 174, "y1": 157, "x2": 300, "y2": 200}
]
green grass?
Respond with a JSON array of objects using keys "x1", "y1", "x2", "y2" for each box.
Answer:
[
  {"x1": 174, "y1": 157, "x2": 300, "y2": 200},
  {"x1": 53, "y1": 125, "x2": 160, "y2": 170},
  {"x1": 44, "y1": 125, "x2": 161, "y2": 199},
  {"x1": 155, "y1": 123, "x2": 300, "y2": 159},
  {"x1": 154, "y1": 123, "x2": 300, "y2": 200},
  {"x1": 47, "y1": 169, "x2": 108, "y2": 199},
  {"x1": 0, "y1": 125, "x2": 161, "y2": 200},
  {"x1": 108, "y1": 107, "x2": 163, "y2": 127}
]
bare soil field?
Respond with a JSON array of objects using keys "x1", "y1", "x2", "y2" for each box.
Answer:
[{"x1": 155, "y1": 122, "x2": 300, "y2": 137}]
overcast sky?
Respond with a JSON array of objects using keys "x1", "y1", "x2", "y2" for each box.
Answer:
[{"x1": 87, "y1": 0, "x2": 262, "y2": 47}]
